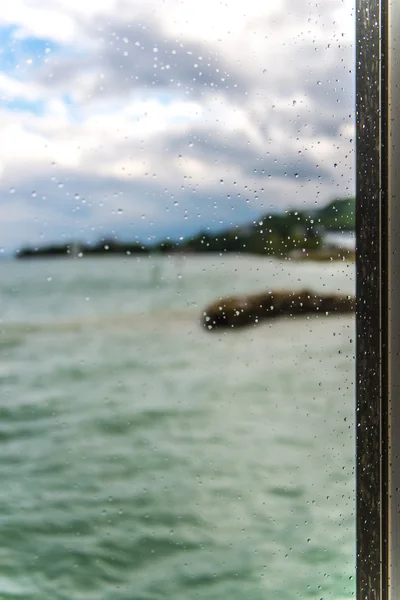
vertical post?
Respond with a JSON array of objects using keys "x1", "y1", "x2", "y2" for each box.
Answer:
[
  {"x1": 356, "y1": 0, "x2": 388, "y2": 598},
  {"x1": 388, "y1": 0, "x2": 400, "y2": 594}
]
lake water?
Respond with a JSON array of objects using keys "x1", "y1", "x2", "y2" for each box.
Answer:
[{"x1": 0, "y1": 255, "x2": 355, "y2": 599}]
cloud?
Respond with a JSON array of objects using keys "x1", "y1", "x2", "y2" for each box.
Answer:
[
  {"x1": 38, "y1": 19, "x2": 248, "y2": 103},
  {"x1": 0, "y1": 0, "x2": 355, "y2": 252}
]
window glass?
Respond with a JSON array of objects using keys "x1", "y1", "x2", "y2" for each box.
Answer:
[{"x1": 0, "y1": 1, "x2": 355, "y2": 598}]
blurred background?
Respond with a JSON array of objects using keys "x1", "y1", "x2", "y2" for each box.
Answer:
[{"x1": 0, "y1": 1, "x2": 355, "y2": 598}]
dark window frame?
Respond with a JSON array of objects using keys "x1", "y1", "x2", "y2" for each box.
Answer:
[{"x1": 355, "y1": 0, "x2": 396, "y2": 597}]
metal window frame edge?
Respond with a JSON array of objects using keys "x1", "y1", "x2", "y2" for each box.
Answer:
[{"x1": 356, "y1": 0, "x2": 393, "y2": 597}]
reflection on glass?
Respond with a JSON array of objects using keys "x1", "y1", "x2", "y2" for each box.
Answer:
[{"x1": 0, "y1": 1, "x2": 355, "y2": 598}]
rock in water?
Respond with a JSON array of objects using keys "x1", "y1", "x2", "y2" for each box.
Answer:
[{"x1": 202, "y1": 289, "x2": 355, "y2": 330}]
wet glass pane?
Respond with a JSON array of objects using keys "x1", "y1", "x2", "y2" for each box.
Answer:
[{"x1": 0, "y1": 1, "x2": 355, "y2": 598}]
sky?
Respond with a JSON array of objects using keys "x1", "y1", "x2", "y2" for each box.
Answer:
[{"x1": 0, "y1": 0, "x2": 355, "y2": 253}]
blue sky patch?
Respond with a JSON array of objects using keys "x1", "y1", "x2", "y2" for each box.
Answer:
[
  {"x1": 0, "y1": 25, "x2": 61, "y2": 72},
  {"x1": 1, "y1": 97, "x2": 45, "y2": 115}
]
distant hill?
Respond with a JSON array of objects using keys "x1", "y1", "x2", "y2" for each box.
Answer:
[
  {"x1": 15, "y1": 196, "x2": 355, "y2": 260},
  {"x1": 314, "y1": 197, "x2": 355, "y2": 231}
]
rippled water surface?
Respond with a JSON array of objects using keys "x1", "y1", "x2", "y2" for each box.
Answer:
[{"x1": 0, "y1": 255, "x2": 355, "y2": 599}]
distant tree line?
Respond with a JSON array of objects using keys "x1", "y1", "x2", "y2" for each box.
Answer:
[{"x1": 15, "y1": 197, "x2": 355, "y2": 259}]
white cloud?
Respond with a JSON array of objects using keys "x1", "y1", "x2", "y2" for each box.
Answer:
[
  {"x1": 0, "y1": 73, "x2": 43, "y2": 102},
  {"x1": 0, "y1": 0, "x2": 355, "y2": 251}
]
